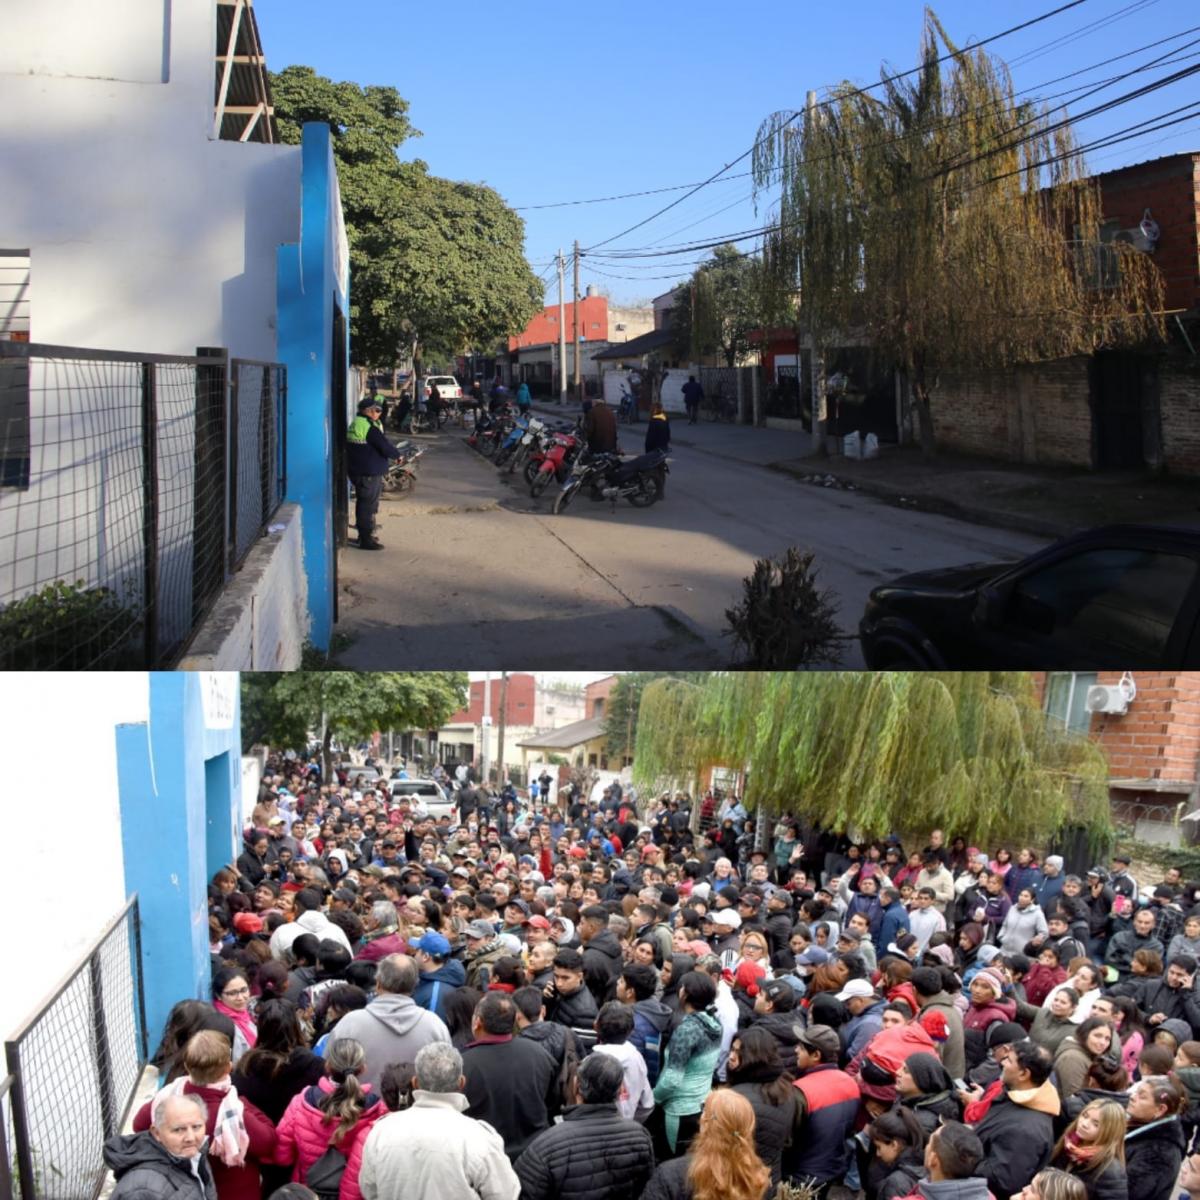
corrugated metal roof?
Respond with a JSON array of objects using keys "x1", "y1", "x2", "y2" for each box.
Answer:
[{"x1": 214, "y1": 0, "x2": 277, "y2": 144}]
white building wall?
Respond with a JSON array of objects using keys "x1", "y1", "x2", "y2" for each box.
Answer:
[
  {"x1": 0, "y1": 0, "x2": 301, "y2": 362},
  {"x1": 177, "y1": 501, "x2": 309, "y2": 669},
  {"x1": 3, "y1": 673, "x2": 150, "y2": 1041}
]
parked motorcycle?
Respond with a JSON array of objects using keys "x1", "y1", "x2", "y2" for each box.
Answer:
[
  {"x1": 553, "y1": 448, "x2": 668, "y2": 514},
  {"x1": 500, "y1": 416, "x2": 546, "y2": 475},
  {"x1": 529, "y1": 429, "x2": 582, "y2": 497},
  {"x1": 381, "y1": 441, "x2": 424, "y2": 495},
  {"x1": 469, "y1": 406, "x2": 515, "y2": 458}
]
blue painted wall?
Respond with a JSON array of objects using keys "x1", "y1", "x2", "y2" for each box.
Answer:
[
  {"x1": 277, "y1": 122, "x2": 351, "y2": 650},
  {"x1": 116, "y1": 674, "x2": 243, "y2": 1046}
]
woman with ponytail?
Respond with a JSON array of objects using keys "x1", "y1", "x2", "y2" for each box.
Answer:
[
  {"x1": 640, "y1": 1089, "x2": 771, "y2": 1200},
  {"x1": 274, "y1": 1039, "x2": 387, "y2": 1200}
]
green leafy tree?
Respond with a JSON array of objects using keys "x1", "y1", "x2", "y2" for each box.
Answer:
[
  {"x1": 604, "y1": 672, "x2": 709, "y2": 762},
  {"x1": 270, "y1": 66, "x2": 542, "y2": 368},
  {"x1": 671, "y1": 244, "x2": 765, "y2": 366},
  {"x1": 241, "y1": 671, "x2": 468, "y2": 777},
  {"x1": 752, "y1": 10, "x2": 1164, "y2": 455},
  {"x1": 634, "y1": 672, "x2": 1112, "y2": 847}
]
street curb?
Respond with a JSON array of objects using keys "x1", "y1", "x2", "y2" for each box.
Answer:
[{"x1": 766, "y1": 460, "x2": 1072, "y2": 540}]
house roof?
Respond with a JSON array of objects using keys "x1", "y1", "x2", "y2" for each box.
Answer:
[
  {"x1": 517, "y1": 716, "x2": 606, "y2": 750},
  {"x1": 592, "y1": 327, "x2": 675, "y2": 361}
]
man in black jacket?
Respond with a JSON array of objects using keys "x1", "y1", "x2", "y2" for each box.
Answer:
[
  {"x1": 545, "y1": 948, "x2": 600, "y2": 1054},
  {"x1": 461, "y1": 992, "x2": 557, "y2": 1162},
  {"x1": 514, "y1": 1053, "x2": 655, "y2": 1200},
  {"x1": 579, "y1": 905, "x2": 623, "y2": 1005},
  {"x1": 1113, "y1": 954, "x2": 1200, "y2": 1033},
  {"x1": 346, "y1": 396, "x2": 405, "y2": 550},
  {"x1": 971, "y1": 1040, "x2": 1060, "y2": 1199}
]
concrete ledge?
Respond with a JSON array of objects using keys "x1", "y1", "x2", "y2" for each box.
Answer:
[{"x1": 178, "y1": 502, "x2": 309, "y2": 669}]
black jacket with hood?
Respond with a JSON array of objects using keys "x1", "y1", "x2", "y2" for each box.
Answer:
[
  {"x1": 1124, "y1": 1117, "x2": 1187, "y2": 1200},
  {"x1": 582, "y1": 928, "x2": 624, "y2": 1005},
  {"x1": 103, "y1": 1133, "x2": 217, "y2": 1200}
]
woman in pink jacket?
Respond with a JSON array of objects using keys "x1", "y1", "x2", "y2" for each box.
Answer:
[{"x1": 275, "y1": 1038, "x2": 387, "y2": 1200}]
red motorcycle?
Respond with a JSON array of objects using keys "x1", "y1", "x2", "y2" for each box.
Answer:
[{"x1": 528, "y1": 429, "x2": 581, "y2": 498}]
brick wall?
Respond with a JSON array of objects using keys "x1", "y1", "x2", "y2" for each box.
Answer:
[
  {"x1": 932, "y1": 357, "x2": 1093, "y2": 467},
  {"x1": 585, "y1": 674, "x2": 618, "y2": 718},
  {"x1": 1160, "y1": 356, "x2": 1200, "y2": 475},
  {"x1": 932, "y1": 354, "x2": 1200, "y2": 476},
  {"x1": 1095, "y1": 154, "x2": 1200, "y2": 317},
  {"x1": 1087, "y1": 671, "x2": 1200, "y2": 786}
]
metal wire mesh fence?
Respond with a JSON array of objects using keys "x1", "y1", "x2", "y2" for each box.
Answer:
[
  {"x1": 697, "y1": 366, "x2": 742, "y2": 421},
  {"x1": 230, "y1": 359, "x2": 286, "y2": 569},
  {"x1": 765, "y1": 362, "x2": 810, "y2": 424},
  {"x1": 0, "y1": 342, "x2": 286, "y2": 668},
  {"x1": 5, "y1": 897, "x2": 147, "y2": 1200}
]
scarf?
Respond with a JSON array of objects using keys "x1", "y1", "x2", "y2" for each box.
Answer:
[
  {"x1": 213, "y1": 999, "x2": 258, "y2": 1049},
  {"x1": 158, "y1": 1077, "x2": 249, "y2": 1168},
  {"x1": 487, "y1": 981, "x2": 516, "y2": 993},
  {"x1": 1062, "y1": 1131, "x2": 1103, "y2": 1165}
]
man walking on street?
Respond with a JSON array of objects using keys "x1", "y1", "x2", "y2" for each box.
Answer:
[
  {"x1": 682, "y1": 375, "x2": 703, "y2": 424},
  {"x1": 347, "y1": 396, "x2": 405, "y2": 550}
]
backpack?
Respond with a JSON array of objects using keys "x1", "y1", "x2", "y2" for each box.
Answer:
[{"x1": 305, "y1": 1144, "x2": 347, "y2": 1200}]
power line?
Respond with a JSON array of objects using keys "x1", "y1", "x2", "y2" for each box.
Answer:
[
  {"x1": 514, "y1": 21, "x2": 1200, "y2": 217},
  {"x1": 581, "y1": 0, "x2": 1092, "y2": 253}
]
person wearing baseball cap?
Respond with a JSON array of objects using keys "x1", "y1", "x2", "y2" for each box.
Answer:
[
  {"x1": 788, "y1": 1023, "x2": 861, "y2": 1190},
  {"x1": 411, "y1": 931, "x2": 464, "y2": 1021},
  {"x1": 346, "y1": 394, "x2": 407, "y2": 550},
  {"x1": 836, "y1": 978, "x2": 887, "y2": 1063}
]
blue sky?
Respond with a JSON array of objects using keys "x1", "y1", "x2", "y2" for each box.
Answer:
[{"x1": 255, "y1": 0, "x2": 1200, "y2": 305}]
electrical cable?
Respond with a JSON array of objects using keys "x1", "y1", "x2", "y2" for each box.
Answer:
[{"x1": 581, "y1": 0, "x2": 1092, "y2": 253}]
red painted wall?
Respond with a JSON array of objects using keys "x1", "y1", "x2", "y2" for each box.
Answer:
[
  {"x1": 449, "y1": 675, "x2": 537, "y2": 725},
  {"x1": 509, "y1": 297, "x2": 609, "y2": 351}
]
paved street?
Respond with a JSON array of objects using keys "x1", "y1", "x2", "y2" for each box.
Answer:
[{"x1": 333, "y1": 422, "x2": 1046, "y2": 669}]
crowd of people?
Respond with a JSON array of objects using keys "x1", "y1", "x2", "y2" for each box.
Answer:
[{"x1": 101, "y1": 755, "x2": 1200, "y2": 1200}]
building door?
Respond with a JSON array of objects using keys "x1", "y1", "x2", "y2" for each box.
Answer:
[
  {"x1": 1090, "y1": 351, "x2": 1145, "y2": 470},
  {"x1": 330, "y1": 300, "x2": 347, "y2": 620}
]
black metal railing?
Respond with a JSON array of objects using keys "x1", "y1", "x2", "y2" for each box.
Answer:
[
  {"x1": 0, "y1": 342, "x2": 287, "y2": 668},
  {"x1": 4, "y1": 896, "x2": 147, "y2": 1200},
  {"x1": 230, "y1": 358, "x2": 287, "y2": 569}
]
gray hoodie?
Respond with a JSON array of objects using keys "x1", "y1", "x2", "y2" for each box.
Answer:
[
  {"x1": 329, "y1": 992, "x2": 449, "y2": 1088},
  {"x1": 917, "y1": 1177, "x2": 995, "y2": 1200}
]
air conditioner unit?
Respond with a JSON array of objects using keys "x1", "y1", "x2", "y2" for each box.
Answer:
[
  {"x1": 1086, "y1": 684, "x2": 1131, "y2": 715},
  {"x1": 1112, "y1": 209, "x2": 1160, "y2": 254}
]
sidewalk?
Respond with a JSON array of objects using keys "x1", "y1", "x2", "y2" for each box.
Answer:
[{"x1": 532, "y1": 401, "x2": 1200, "y2": 539}]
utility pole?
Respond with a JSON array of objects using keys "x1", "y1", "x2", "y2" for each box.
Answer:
[
  {"x1": 807, "y1": 89, "x2": 827, "y2": 457},
  {"x1": 557, "y1": 249, "x2": 567, "y2": 404},
  {"x1": 496, "y1": 671, "x2": 509, "y2": 795},
  {"x1": 480, "y1": 672, "x2": 491, "y2": 785},
  {"x1": 573, "y1": 240, "x2": 581, "y2": 399}
]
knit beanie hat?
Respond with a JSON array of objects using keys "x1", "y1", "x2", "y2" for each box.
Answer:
[{"x1": 973, "y1": 967, "x2": 1005, "y2": 999}]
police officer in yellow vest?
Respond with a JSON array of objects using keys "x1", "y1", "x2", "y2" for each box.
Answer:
[{"x1": 347, "y1": 396, "x2": 404, "y2": 550}]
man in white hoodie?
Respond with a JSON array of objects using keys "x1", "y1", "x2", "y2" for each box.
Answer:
[
  {"x1": 268, "y1": 886, "x2": 351, "y2": 961},
  {"x1": 359, "y1": 1041, "x2": 518, "y2": 1200}
]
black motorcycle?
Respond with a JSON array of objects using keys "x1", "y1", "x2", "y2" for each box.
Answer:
[{"x1": 553, "y1": 448, "x2": 668, "y2": 515}]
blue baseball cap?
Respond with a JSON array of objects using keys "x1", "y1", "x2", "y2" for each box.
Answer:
[{"x1": 410, "y1": 932, "x2": 451, "y2": 958}]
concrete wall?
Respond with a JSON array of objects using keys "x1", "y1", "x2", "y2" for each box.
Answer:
[
  {"x1": 116, "y1": 672, "x2": 243, "y2": 1043},
  {"x1": 177, "y1": 501, "x2": 308, "y2": 669},
  {"x1": 0, "y1": 0, "x2": 302, "y2": 362},
  {"x1": 4, "y1": 673, "x2": 149, "y2": 1042}
]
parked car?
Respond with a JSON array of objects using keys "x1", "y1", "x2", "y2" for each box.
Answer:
[
  {"x1": 389, "y1": 778, "x2": 453, "y2": 817},
  {"x1": 859, "y1": 524, "x2": 1200, "y2": 668},
  {"x1": 342, "y1": 764, "x2": 384, "y2": 786},
  {"x1": 417, "y1": 375, "x2": 462, "y2": 403}
]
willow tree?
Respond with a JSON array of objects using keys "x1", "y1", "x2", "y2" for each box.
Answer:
[
  {"x1": 751, "y1": 9, "x2": 1164, "y2": 454},
  {"x1": 634, "y1": 672, "x2": 1112, "y2": 848}
]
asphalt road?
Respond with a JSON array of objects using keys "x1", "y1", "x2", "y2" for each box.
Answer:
[{"x1": 333, "y1": 427, "x2": 1046, "y2": 669}]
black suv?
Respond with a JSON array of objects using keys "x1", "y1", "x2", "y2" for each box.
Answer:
[{"x1": 859, "y1": 524, "x2": 1200, "y2": 668}]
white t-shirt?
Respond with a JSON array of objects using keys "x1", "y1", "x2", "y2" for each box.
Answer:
[{"x1": 593, "y1": 1041, "x2": 654, "y2": 1121}]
